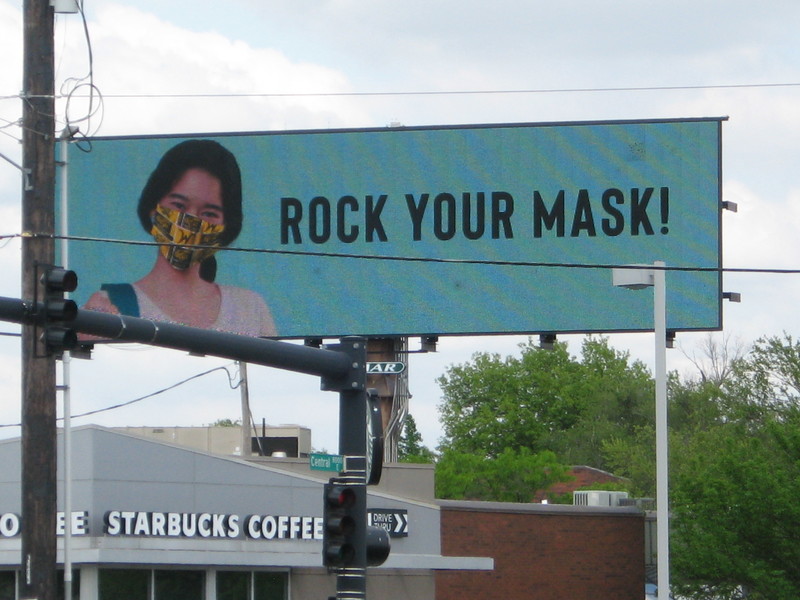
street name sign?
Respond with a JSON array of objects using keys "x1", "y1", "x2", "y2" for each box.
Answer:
[{"x1": 309, "y1": 453, "x2": 344, "y2": 472}]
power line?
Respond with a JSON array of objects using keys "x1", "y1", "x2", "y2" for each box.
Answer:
[
  {"x1": 12, "y1": 81, "x2": 800, "y2": 101},
  {"x1": 1, "y1": 232, "x2": 798, "y2": 275},
  {"x1": 0, "y1": 364, "x2": 239, "y2": 429}
]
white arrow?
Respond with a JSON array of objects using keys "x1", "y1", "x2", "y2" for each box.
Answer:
[{"x1": 393, "y1": 513, "x2": 408, "y2": 534}]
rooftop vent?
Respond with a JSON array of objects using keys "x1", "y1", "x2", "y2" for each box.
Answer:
[{"x1": 573, "y1": 490, "x2": 629, "y2": 507}]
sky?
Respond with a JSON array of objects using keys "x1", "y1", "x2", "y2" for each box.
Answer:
[{"x1": 0, "y1": 0, "x2": 799, "y2": 453}]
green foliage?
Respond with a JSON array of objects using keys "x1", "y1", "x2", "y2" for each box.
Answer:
[
  {"x1": 437, "y1": 335, "x2": 653, "y2": 470},
  {"x1": 671, "y1": 414, "x2": 800, "y2": 599},
  {"x1": 434, "y1": 331, "x2": 800, "y2": 597},
  {"x1": 210, "y1": 418, "x2": 241, "y2": 427},
  {"x1": 397, "y1": 414, "x2": 435, "y2": 463},
  {"x1": 435, "y1": 447, "x2": 571, "y2": 502},
  {"x1": 437, "y1": 343, "x2": 576, "y2": 458},
  {"x1": 575, "y1": 481, "x2": 630, "y2": 493},
  {"x1": 547, "y1": 337, "x2": 653, "y2": 467},
  {"x1": 600, "y1": 425, "x2": 655, "y2": 497},
  {"x1": 668, "y1": 334, "x2": 800, "y2": 599}
]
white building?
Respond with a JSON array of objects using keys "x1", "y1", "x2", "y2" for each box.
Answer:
[{"x1": 0, "y1": 426, "x2": 490, "y2": 600}]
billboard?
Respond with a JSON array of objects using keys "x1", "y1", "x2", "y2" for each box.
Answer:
[{"x1": 62, "y1": 118, "x2": 723, "y2": 339}]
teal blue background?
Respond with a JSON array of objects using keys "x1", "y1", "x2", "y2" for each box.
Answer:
[{"x1": 61, "y1": 119, "x2": 722, "y2": 339}]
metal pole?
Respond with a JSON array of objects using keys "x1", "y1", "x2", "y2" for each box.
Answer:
[
  {"x1": 653, "y1": 261, "x2": 670, "y2": 600},
  {"x1": 329, "y1": 338, "x2": 368, "y2": 600},
  {"x1": 62, "y1": 353, "x2": 73, "y2": 599},
  {"x1": 239, "y1": 362, "x2": 251, "y2": 456},
  {"x1": 0, "y1": 296, "x2": 354, "y2": 383},
  {"x1": 59, "y1": 134, "x2": 73, "y2": 600}
]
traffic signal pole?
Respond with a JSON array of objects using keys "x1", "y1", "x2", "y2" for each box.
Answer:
[
  {"x1": 322, "y1": 340, "x2": 369, "y2": 599},
  {"x1": 21, "y1": 1, "x2": 57, "y2": 599},
  {"x1": 320, "y1": 342, "x2": 389, "y2": 599},
  {"x1": 0, "y1": 294, "x2": 389, "y2": 600}
]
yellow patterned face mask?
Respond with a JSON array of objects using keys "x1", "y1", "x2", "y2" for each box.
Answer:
[{"x1": 150, "y1": 205, "x2": 226, "y2": 270}]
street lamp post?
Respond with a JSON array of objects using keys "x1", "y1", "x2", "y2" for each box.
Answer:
[{"x1": 613, "y1": 261, "x2": 669, "y2": 600}]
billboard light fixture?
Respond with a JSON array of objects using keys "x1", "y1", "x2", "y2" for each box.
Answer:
[
  {"x1": 721, "y1": 201, "x2": 738, "y2": 212},
  {"x1": 50, "y1": 0, "x2": 80, "y2": 13},
  {"x1": 666, "y1": 331, "x2": 676, "y2": 349},
  {"x1": 612, "y1": 264, "x2": 655, "y2": 290},
  {"x1": 539, "y1": 333, "x2": 557, "y2": 350},
  {"x1": 420, "y1": 336, "x2": 438, "y2": 353}
]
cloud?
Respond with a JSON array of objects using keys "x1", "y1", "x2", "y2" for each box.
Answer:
[
  {"x1": 1, "y1": 0, "x2": 799, "y2": 452},
  {"x1": 53, "y1": 3, "x2": 372, "y2": 135}
]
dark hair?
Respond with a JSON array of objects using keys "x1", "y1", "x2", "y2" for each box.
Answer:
[{"x1": 137, "y1": 139, "x2": 243, "y2": 282}]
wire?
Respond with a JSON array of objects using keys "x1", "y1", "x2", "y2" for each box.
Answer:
[
  {"x1": 0, "y1": 363, "x2": 239, "y2": 429},
  {"x1": 59, "y1": 0, "x2": 104, "y2": 137},
  {"x1": 68, "y1": 364, "x2": 240, "y2": 420},
  {"x1": 0, "y1": 231, "x2": 798, "y2": 275},
  {"x1": 14, "y1": 80, "x2": 800, "y2": 102},
  {"x1": 46, "y1": 233, "x2": 800, "y2": 275}
]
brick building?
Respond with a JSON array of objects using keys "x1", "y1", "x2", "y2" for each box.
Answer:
[
  {"x1": 0, "y1": 426, "x2": 646, "y2": 599},
  {"x1": 437, "y1": 500, "x2": 645, "y2": 600}
]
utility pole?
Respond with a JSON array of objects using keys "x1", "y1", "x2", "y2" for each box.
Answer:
[{"x1": 21, "y1": 1, "x2": 57, "y2": 599}]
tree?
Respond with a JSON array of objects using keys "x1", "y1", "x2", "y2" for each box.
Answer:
[
  {"x1": 397, "y1": 414, "x2": 435, "y2": 463},
  {"x1": 437, "y1": 336, "x2": 653, "y2": 469},
  {"x1": 435, "y1": 336, "x2": 655, "y2": 503},
  {"x1": 210, "y1": 418, "x2": 241, "y2": 427},
  {"x1": 667, "y1": 333, "x2": 800, "y2": 598},
  {"x1": 435, "y1": 447, "x2": 570, "y2": 502},
  {"x1": 546, "y1": 336, "x2": 653, "y2": 468},
  {"x1": 681, "y1": 333, "x2": 746, "y2": 386},
  {"x1": 437, "y1": 339, "x2": 582, "y2": 458},
  {"x1": 434, "y1": 332, "x2": 800, "y2": 596},
  {"x1": 671, "y1": 414, "x2": 800, "y2": 599}
]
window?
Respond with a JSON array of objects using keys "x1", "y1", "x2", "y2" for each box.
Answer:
[
  {"x1": 217, "y1": 571, "x2": 287, "y2": 600},
  {"x1": 254, "y1": 572, "x2": 286, "y2": 600},
  {"x1": 0, "y1": 571, "x2": 15, "y2": 600},
  {"x1": 99, "y1": 568, "x2": 285, "y2": 600},
  {"x1": 217, "y1": 571, "x2": 248, "y2": 600},
  {"x1": 0, "y1": 570, "x2": 79, "y2": 600},
  {"x1": 99, "y1": 569, "x2": 149, "y2": 600},
  {"x1": 154, "y1": 570, "x2": 205, "y2": 600}
]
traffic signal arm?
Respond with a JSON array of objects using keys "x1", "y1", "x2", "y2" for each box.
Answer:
[{"x1": 0, "y1": 292, "x2": 357, "y2": 384}]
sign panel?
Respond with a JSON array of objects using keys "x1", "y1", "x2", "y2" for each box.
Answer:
[
  {"x1": 368, "y1": 509, "x2": 409, "y2": 538},
  {"x1": 62, "y1": 118, "x2": 723, "y2": 338},
  {"x1": 309, "y1": 453, "x2": 344, "y2": 472},
  {"x1": 367, "y1": 362, "x2": 406, "y2": 374}
]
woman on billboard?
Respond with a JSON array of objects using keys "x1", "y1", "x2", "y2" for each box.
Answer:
[{"x1": 84, "y1": 139, "x2": 277, "y2": 337}]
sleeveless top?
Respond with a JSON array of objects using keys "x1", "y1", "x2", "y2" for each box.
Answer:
[{"x1": 100, "y1": 283, "x2": 277, "y2": 338}]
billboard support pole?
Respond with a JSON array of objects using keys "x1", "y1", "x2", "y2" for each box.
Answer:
[
  {"x1": 613, "y1": 261, "x2": 669, "y2": 599},
  {"x1": 653, "y1": 262, "x2": 670, "y2": 600}
]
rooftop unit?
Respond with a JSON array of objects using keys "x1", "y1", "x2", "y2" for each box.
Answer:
[
  {"x1": 116, "y1": 425, "x2": 311, "y2": 458},
  {"x1": 573, "y1": 490, "x2": 629, "y2": 507}
]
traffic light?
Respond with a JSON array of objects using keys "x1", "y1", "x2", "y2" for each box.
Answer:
[
  {"x1": 322, "y1": 483, "x2": 358, "y2": 568},
  {"x1": 322, "y1": 481, "x2": 392, "y2": 570},
  {"x1": 37, "y1": 265, "x2": 78, "y2": 356}
]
